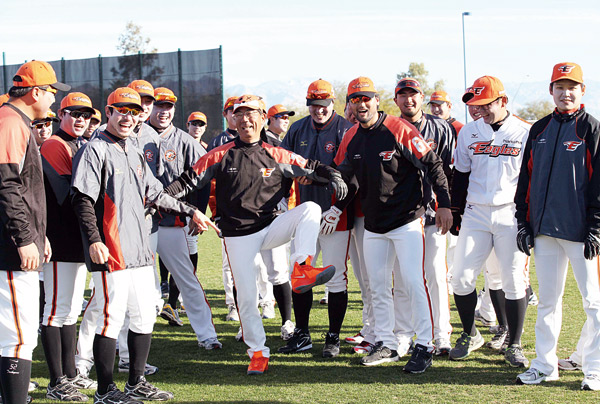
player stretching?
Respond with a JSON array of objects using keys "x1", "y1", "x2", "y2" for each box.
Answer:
[{"x1": 515, "y1": 62, "x2": 600, "y2": 391}]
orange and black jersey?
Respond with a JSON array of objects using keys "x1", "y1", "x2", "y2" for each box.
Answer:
[
  {"x1": 0, "y1": 103, "x2": 46, "y2": 270},
  {"x1": 164, "y1": 137, "x2": 340, "y2": 237},
  {"x1": 41, "y1": 129, "x2": 84, "y2": 262},
  {"x1": 334, "y1": 112, "x2": 450, "y2": 234}
]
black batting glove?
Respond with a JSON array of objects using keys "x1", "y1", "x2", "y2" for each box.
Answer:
[
  {"x1": 449, "y1": 211, "x2": 462, "y2": 236},
  {"x1": 584, "y1": 232, "x2": 600, "y2": 260},
  {"x1": 516, "y1": 221, "x2": 534, "y2": 256},
  {"x1": 329, "y1": 171, "x2": 348, "y2": 201}
]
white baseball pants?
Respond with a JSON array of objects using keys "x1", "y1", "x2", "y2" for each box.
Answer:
[
  {"x1": 223, "y1": 202, "x2": 320, "y2": 358},
  {"x1": 42, "y1": 262, "x2": 87, "y2": 327},
  {"x1": 349, "y1": 217, "x2": 375, "y2": 343},
  {"x1": 530, "y1": 235, "x2": 600, "y2": 377},
  {"x1": 317, "y1": 231, "x2": 351, "y2": 293}
]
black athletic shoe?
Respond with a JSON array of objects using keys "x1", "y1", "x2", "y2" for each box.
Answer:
[
  {"x1": 403, "y1": 343, "x2": 433, "y2": 373},
  {"x1": 322, "y1": 332, "x2": 340, "y2": 358},
  {"x1": 124, "y1": 377, "x2": 174, "y2": 401},
  {"x1": 360, "y1": 342, "x2": 399, "y2": 366},
  {"x1": 160, "y1": 281, "x2": 169, "y2": 299},
  {"x1": 278, "y1": 329, "x2": 312, "y2": 353},
  {"x1": 94, "y1": 383, "x2": 142, "y2": 404},
  {"x1": 46, "y1": 376, "x2": 89, "y2": 401}
]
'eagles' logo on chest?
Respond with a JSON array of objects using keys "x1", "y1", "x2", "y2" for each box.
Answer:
[
  {"x1": 145, "y1": 150, "x2": 154, "y2": 162},
  {"x1": 164, "y1": 149, "x2": 176, "y2": 162},
  {"x1": 260, "y1": 167, "x2": 276, "y2": 177},
  {"x1": 379, "y1": 151, "x2": 395, "y2": 161},
  {"x1": 469, "y1": 141, "x2": 521, "y2": 157},
  {"x1": 324, "y1": 141, "x2": 336, "y2": 153}
]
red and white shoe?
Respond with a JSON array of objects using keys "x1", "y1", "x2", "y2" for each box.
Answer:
[
  {"x1": 291, "y1": 261, "x2": 335, "y2": 294},
  {"x1": 247, "y1": 351, "x2": 269, "y2": 375},
  {"x1": 353, "y1": 341, "x2": 374, "y2": 354},
  {"x1": 345, "y1": 332, "x2": 364, "y2": 345}
]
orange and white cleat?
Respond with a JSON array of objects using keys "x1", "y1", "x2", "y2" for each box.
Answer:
[
  {"x1": 291, "y1": 262, "x2": 336, "y2": 294},
  {"x1": 247, "y1": 351, "x2": 269, "y2": 375}
]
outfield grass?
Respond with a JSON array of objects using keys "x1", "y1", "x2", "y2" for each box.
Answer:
[{"x1": 29, "y1": 228, "x2": 592, "y2": 403}]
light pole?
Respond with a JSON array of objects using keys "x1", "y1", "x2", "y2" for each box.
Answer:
[{"x1": 462, "y1": 11, "x2": 470, "y2": 123}]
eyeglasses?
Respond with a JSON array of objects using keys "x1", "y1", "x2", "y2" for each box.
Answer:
[
  {"x1": 349, "y1": 95, "x2": 372, "y2": 104},
  {"x1": 472, "y1": 98, "x2": 501, "y2": 110},
  {"x1": 38, "y1": 86, "x2": 57, "y2": 95},
  {"x1": 275, "y1": 115, "x2": 290, "y2": 120},
  {"x1": 64, "y1": 109, "x2": 93, "y2": 120},
  {"x1": 189, "y1": 121, "x2": 206, "y2": 127},
  {"x1": 109, "y1": 106, "x2": 142, "y2": 117},
  {"x1": 233, "y1": 110, "x2": 261, "y2": 119},
  {"x1": 32, "y1": 121, "x2": 52, "y2": 129}
]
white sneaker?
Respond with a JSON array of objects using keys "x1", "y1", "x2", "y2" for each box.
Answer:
[
  {"x1": 281, "y1": 320, "x2": 295, "y2": 340},
  {"x1": 235, "y1": 327, "x2": 243, "y2": 342},
  {"x1": 558, "y1": 357, "x2": 582, "y2": 371},
  {"x1": 198, "y1": 337, "x2": 222, "y2": 350},
  {"x1": 261, "y1": 301, "x2": 276, "y2": 319},
  {"x1": 582, "y1": 374, "x2": 600, "y2": 391},
  {"x1": 226, "y1": 304, "x2": 239, "y2": 322},
  {"x1": 28, "y1": 381, "x2": 39, "y2": 392},
  {"x1": 516, "y1": 368, "x2": 559, "y2": 385},
  {"x1": 397, "y1": 336, "x2": 413, "y2": 357},
  {"x1": 434, "y1": 338, "x2": 451, "y2": 356}
]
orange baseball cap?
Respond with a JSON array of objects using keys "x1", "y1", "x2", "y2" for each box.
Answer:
[
  {"x1": 60, "y1": 92, "x2": 94, "y2": 112},
  {"x1": 12, "y1": 60, "x2": 70, "y2": 91},
  {"x1": 107, "y1": 87, "x2": 142, "y2": 109},
  {"x1": 267, "y1": 104, "x2": 295, "y2": 119},
  {"x1": 91, "y1": 108, "x2": 102, "y2": 122},
  {"x1": 154, "y1": 87, "x2": 177, "y2": 105},
  {"x1": 32, "y1": 110, "x2": 59, "y2": 125},
  {"x1": 429, "y1": 91, "x2": 451, "y2": 105},
  {"x1": 347, "y1": 77, "x2": 377, "y2": 99},
  {"x1": 551, "y1": 62, "x2": 583, "y2": 84},
  {"x1": 223, "y1": 96, "x2": 238, "y2": 112},
  {"x1": 0, "y1": 93, "x2": 9, "y2": 105},
  {"x1": 306, "y1": 79, "x2": 335, "y2": 106},
  {"x1": 465, "y1": 76, "x2": 506, "y2": 105},
  {"x1": 395, "y1": 77, "x2": 423, "y2": 95},
  {"x1": 128, "y1": 80, "x2": 155, "y2": 99},
  {"x1": 187, "y1": 111, "x2": 207, "y2": 124},
  {"x1": 233, "y1": 95, "x2": 267, "y2": 113}
]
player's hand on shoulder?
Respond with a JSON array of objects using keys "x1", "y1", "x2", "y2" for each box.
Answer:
[
  {"x1": 17, "y1": 243, "x2": 40, "y2": 271},
  {"x1": 584, "y1": 231, "x2": 600, "y2": 260},
  {"x1": 516, "y1": 222, "x2": 534, "y2": 256},
  {"x1": 435, "y1": 207, "x2": 453, "y2": 235},
  {"x1": 89, "y1": 242, "x2": 110, "y2": 265}
]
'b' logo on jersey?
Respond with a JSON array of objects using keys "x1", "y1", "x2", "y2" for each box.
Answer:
[
  {"x1": 564, "y1": 141, "x2": 582, "y2": 151},
  {"x1": 260, "y1": 167, "x2": 275, "y2": 177},
  {"x1": 379, "y1": 151, "x2": 395, "y2": 161}
]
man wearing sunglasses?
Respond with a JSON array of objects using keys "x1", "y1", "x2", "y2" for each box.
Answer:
[
  {"x1": 71, "y1": 87, "x2": 215, "y2": 403},
  {"x1": 449, "y1": 76, "x2": 530, "y2": 368},
  {"x1": 187, "y1": 111, "x2": 208, "y2": 145},
  {"x1": 279, "y1": 79, "x2": 354, "y2": 358},
  {"x1": 39, "y1": 92, "x2": 98, "y2": 401},
  {"x1": 0, "y1": 60, "x2": 68, "y2": 404},
  {"x1": 334, "y1": 76, "x2": 452, "y2": 373},
  {"x1": 32, "y1": 110, "x2": 59, "y2": 147},
  {"x1": 148, "y1": 87, "x2": 221, "y2": 350},
  {"x1": 393, "y1": 78, "x2": 455, "y2": 357},
  {"x1": 266, "y1": 104, "x2": 295, "y2": 144}
]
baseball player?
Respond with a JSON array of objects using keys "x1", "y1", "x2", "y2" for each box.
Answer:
[
  {"x1": 40, "y1": 92, "x2": 97, "y2": 401},
  {"x1": 71, "y1": 87, "x2": 215, "y2": 402},
  {"x1": 80, "y1": 108, "x2": 101, "y2": 145},
  {"x1": 449, "y1": 76, "x2": 530, "y2": 368},
  {"x1": 266, "y1": 104, "x2": 295, "y2": 142},
  {"x1": 148, "y1": 87, "x2": 221, "y2": 349},
  {"x1": 0, "y1": 60, "x2": 64, "y2": 404},
  {"x1": 335, "y1": 76, "x2": 452, "y2": 373},
  {"x1": 393, "y1": 78, "x2": 455, "y2": 356},
  {"x1": 514, "y1": 62, "x2": 600, "y2": 391},
  {"x1": 31, "y1": 110, "x2": 58, "y2": 147},
  {"x1": 428, "y1": 90, "x2": 464, "y2": 140},
  {"x1": 162, "y1": 94, "x2": 345, "y2": 375},
  {"x1": 187, "y1": 111, "x2": 208, "y2": 145}
]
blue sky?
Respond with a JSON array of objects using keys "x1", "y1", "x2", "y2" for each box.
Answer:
[{"x1": 3, "y1": 0, "x2": 599, "y2": 113}]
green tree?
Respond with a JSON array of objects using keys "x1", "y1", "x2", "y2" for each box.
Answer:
[
  {"x1": 516, "y1": 100, "x2": 554, "y2": 121},
  {"x1": 397, "y1": 62, "x2": 445, "y2": 97}
]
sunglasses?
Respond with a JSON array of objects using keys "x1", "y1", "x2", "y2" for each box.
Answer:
[
  {"x1": 349, "y1": 95, "x2": 372, "y2": 104},
  {"x1": 32, "y1": 121, "x2": 52, "y2": 129},
  {"x1": 38, "y1": 86, "x2": 57, "y2": 95},
  {"x1": 275, "y1": 115, "x2": 290, "y2": 120},
  {"x1": 64, "y1": 109, "x2": 93, "y2": 120},
  {"x1": 109, "y1": 106, "x2": 142, "y2": 117},
  {"x1": 189, "y1": 121, "x2": 206, "y2": 127}
]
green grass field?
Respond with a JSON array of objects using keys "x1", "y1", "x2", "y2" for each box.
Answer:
[{"x1": 28, "y1": 229, "x2": 593, "y2": 403}]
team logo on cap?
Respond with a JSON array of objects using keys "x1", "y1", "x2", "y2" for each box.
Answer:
[
  {"x1": 564, "y1": 141, "x2": 582, "y2": 151},
  {"x1": 260, "y1": 167, "x2": 275, "y2": 177},
  {"x1": 324, "y1": 142, "x2": 335, "y2": 153},
  {"x1": 472, "y1": 87, "x2": 485, "y2": 95},
  {"x1": 164, "y1": 149, "x2": 176, "y2": 162},
  {"x1": 351, "y1": 82, "x2": 371, "y2": 89},
  {"x1": 145, "y1": 150, "x2": 154, "y2": 162},
  {"x1": 72, "y1": 96, "x2": 91, "y2": 104},
  {"x1": 379, "y1": 151, "x2": 395, "y2": 161},
  {"x1": 558, "y1": 65, "x2": 575, "y2": 73},
  {"x1": 136, "y1": 84, "x2": 152, "y2": 91},
  {"x1": 121, "y1": 92, "x2": 139, "y2": 100}
]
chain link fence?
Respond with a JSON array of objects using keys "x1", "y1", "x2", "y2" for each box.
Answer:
[{"x1": 2, "y1": 48, "x2": 224, "y2": 143}]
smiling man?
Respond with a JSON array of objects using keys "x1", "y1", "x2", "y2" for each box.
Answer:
[
  {"x1": 514, "y1": 63, "x2": 600, "y2": 390},
  {"x1": 266, "y1": 104, "x2": 294, "y2": 144}
]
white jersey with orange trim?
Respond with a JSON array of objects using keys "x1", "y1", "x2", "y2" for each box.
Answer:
[{"x1": 454, "y1": 114, "x2": 530, "y2": 206}]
